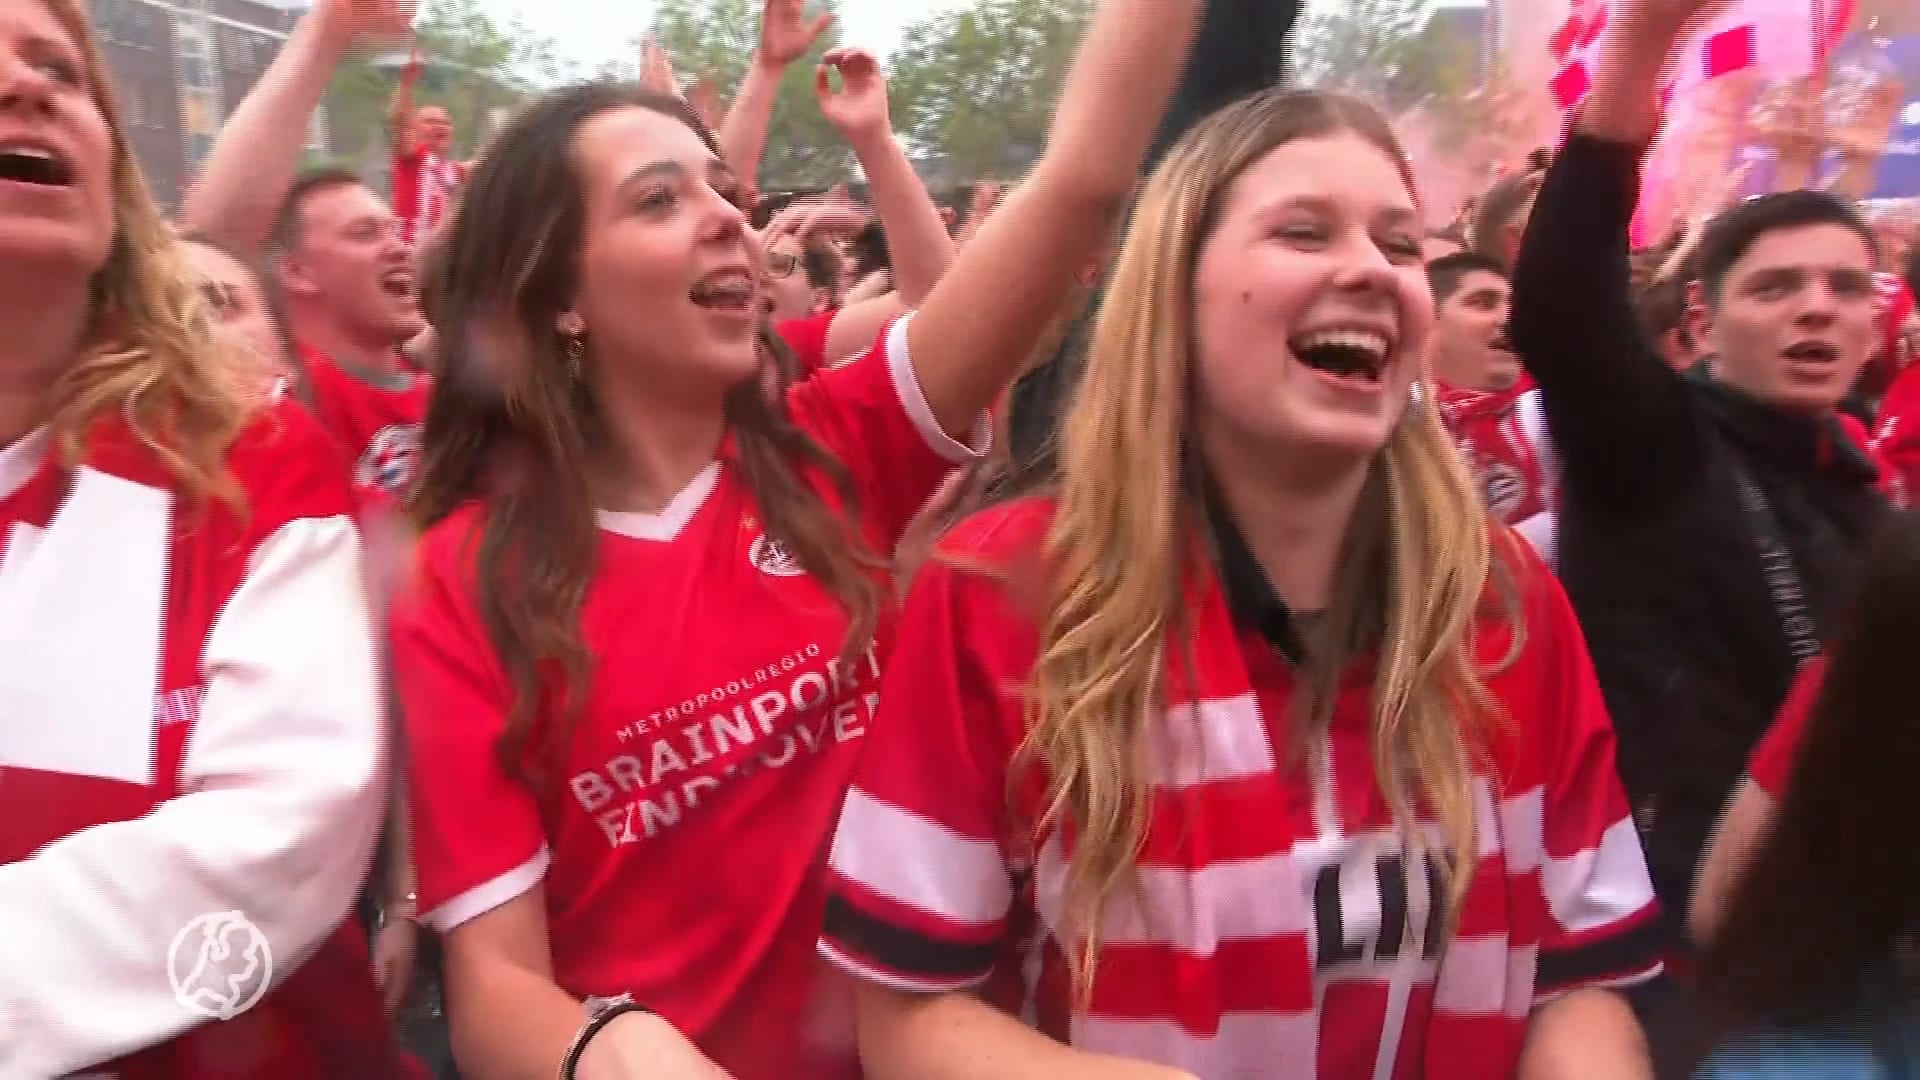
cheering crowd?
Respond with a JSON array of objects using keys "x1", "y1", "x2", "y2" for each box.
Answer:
[{"x1": 2, "y1": 0, "x2": 1920, "y2": 1074}]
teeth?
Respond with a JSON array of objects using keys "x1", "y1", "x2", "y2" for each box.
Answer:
[
  {"x1": 0, "y1": 144, "x2": 53, "y2": 159},
  {"x1": 1295, "y1": 330, "x2": 1390, "y2": 361}
]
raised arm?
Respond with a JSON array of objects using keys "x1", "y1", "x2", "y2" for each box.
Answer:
[
  {"x1": 1507, "y1": 0, "x2": 1721, "y2": 512},
  {"x1": 812, "y1": 49, "x2": 955, "y2": 362},
  {"x1": 180, "y1": 0, "x2": 409, "y2": 261},
  {"x1": 1008, "y1": 0, "x2": 1295, "y2": 463},
  {"x1": 902, "y1": 0, "x2": 1205, "y2": 440},
  {"x1": 717, "y1": 0, "x2": 828, "y2": 182},
  {"x1": 388, "y1": 47, "x2": 422, "y2": 157}
]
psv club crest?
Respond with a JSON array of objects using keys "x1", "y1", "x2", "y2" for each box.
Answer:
[
  {"x1": 355, "y1": 423, "x2": 423, "y2": 499},
  {"x1": 748, "y1": 533, "x2": 805, "y2": 578}
]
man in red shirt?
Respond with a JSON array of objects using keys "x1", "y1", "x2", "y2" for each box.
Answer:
[
  {"x1": 1429, "y1": 252, "x2": 1559, "y2": 559},
  {"x1": 388, "y1": 50, "x2": 467, "y2": 248},
  {"x1": 271, "y1": 169, "x2": 430, "y2": 505}
]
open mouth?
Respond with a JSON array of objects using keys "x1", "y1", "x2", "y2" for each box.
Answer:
[
  {"x1": 0, "y1": 142, "x2": 73, "y2": 187},
  {"x1": 378, "y1": 269, "x2": 415, "y2": 301},
  {"x1": 1290, "y1": 328, "x2": 1394, "y2": 385},
  {"x1": 1783, "y1": 340, "x2": 1839, "y2": 366},
  {"x1": 690, "y1": 268, "x2": 756, "y2": 315},
  {"x1": 1489, "y1": 330, "x2": 1516, "y2": 356}
]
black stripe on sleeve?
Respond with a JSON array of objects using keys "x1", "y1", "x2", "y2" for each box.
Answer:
[
  {"x1": 1536, "y1": 915, "x2": 1670, "y2": 994},
  {"x1": 822, "y1": 893, "x2": 999, "y2": 982}
]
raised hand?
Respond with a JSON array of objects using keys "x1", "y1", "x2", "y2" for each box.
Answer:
[
  {"x1": 759, "y1": 0, "x2": 832, "y2": 69},
  {"x1": 316, "y1": 0, "x2": 415, "y2": 50},
  {"x1": 686, "y1": 74, "x2": 724, "y2": 132},
  {"x1": 815, "y1": 48, "x2": 891, "y2": 147},
  {"x1": 640, "y1": 36, "x2": 679, "y2": 98}
]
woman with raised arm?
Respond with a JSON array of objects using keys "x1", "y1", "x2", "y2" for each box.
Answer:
[
  {"x1": 0, "y1": 0, "x2": 398, "y2": 1075},
  {"x1": 820, "y1": 85, "x2": 1664, "y2": 1080},
  {"x1": 387, "y1": 0, "x2": 1202, "y2": 1075}
]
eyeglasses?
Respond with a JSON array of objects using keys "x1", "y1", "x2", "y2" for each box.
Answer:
[{"x1": 766, "y1": 251, "x2": 802, "y2": 280}]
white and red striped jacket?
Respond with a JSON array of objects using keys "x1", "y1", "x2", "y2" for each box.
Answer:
[{"x1": 0, "y1": 404, "x2": 402, "y2": 1078}]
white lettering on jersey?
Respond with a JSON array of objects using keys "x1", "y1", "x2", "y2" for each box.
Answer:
[{"x1": 573, "y1": 643, "x2": 881, "y2": 847}]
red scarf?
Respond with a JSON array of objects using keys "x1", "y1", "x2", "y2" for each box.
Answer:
[{"x1": 1436, "y1": 374, "x2": 1552, "y2": 526}]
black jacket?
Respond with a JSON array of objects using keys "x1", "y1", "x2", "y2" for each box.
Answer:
[{"x1": 1508, "y1": 135, "x2": 1885, "y2": 934}]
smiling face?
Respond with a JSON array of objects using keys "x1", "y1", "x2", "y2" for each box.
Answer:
[
  {"x1": 565, "y1": 105, "x2": 760, "y2": 400},
  {"x1": 1706, "y1": 222, "x2": 1879, "y2": 416},
  {"x1": 1431, "y1": 267, "x2": 1517, "y2": 392},
  {"x1": 1191, "y1": 132, "x2": 1431, "y2": 471},
  {"x1": 0, "y1": 0, "x2": 112, "y2": 278}
]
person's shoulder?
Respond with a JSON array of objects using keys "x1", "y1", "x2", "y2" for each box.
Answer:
[{"x1": 934, "y1": 495, "x2": 1057, "y2": 566}]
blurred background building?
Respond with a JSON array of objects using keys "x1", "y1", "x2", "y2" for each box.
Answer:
[{"x1": 84, "y1": 0, "x2": 327, "y2": 211}]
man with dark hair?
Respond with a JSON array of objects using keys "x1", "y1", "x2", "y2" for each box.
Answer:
[
  {"x1": 1427, "y1": 252, "x2": 1558, "y2": 557},
  {"x1": 1428, "y1": 251, "x2": 1522, "y2": 392},
  {"x1": 270, "y1": 167, "x2": 429, "y2": 505},
  {"x1": 1509, "y1": 0, "x2": 1887, "y2": 978}
]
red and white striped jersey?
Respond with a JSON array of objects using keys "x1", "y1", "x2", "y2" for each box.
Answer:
[
  {"x1": 391, "y1": 147, "x2": 467, "y2": 248},
  {"x1": 820, "y1": 498, "x2": 1663, "y2": 1078}
]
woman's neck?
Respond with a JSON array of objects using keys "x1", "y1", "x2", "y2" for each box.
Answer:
[
  {"x1": 591, "y1": 377, "x2": 731, "y2": 514},
  {"x1": 1203, "y1": 430, "x2": 1372, "y2": 614},
  {"x1": 0, "y1": 282, "x2": 90, "y2": 447}
]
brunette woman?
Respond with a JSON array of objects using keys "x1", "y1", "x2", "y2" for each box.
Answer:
[{"x1": 388, "y1": 0, "x2": 1205, "y2": 1074}]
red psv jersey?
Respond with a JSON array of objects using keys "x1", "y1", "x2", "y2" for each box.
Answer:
[
  {"x1": 0, "y1": 406, "x2": 399, "y2": 1078},
  {"x1": 294, "y1": 345, "x2": 429, "y2": 512},
  {"x1": 820, "y1": 499, "x2": 1664, "y2": 1077},
  {"x1": 395, "y1": 316, "x2": 981, "y2": 1079}
]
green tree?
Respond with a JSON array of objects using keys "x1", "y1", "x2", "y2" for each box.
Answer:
[
  {"x1": 1290, "y1": 0, "x2": 1477, "y2": 116},
  {"x1": 885, "y1": 0, "x2": 1093, "y2": 184},
  {"x1": 321, "y1": 0, "x2": 566, "y2": 171},
  {"x1": 648, "y1": 0, "x2": 852, "y2": 189}
]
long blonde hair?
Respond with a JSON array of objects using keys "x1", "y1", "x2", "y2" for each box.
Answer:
[
  {"x1": 40, "y1": 0, "x2": 251, "y2": 502},
  {"x1": 1015, "y1": 88, "x2": 1522, "y2": 1000}
]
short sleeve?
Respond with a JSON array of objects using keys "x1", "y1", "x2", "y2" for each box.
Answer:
[
  {"x1": 788, "y1": 313, "x2": 988, "y2": 551},
  {"x1": 1515, "y1": 555, "x2": 1667, "y2": 1000},
  {"x1": 776, "y1": 309, "x2": 835, "y2": 379},
  {"x1": 1747, "y1": 657, "x2": 1828, "y2": 800},
  {"x1": 390, "y1": 520, "x2": 550, "y2": 932},
  {"x1": 819, "y1": 523, "x2": 1035, "y2": 991}
]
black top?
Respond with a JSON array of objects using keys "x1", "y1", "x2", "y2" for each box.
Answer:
[{"x1": 1507, "y1": 134, "x2": 1885, "y2": 933}]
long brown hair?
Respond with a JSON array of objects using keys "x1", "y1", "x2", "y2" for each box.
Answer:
[
  {"x1": 41, "y1": 0, "x2": 251, "y2": 501},
  {"x1": 412, "y1": 83, "x2": 885, "y2": 789},
  {"x1": 1004, "y1": 88, "x2": 1520, "y2": 1000},
  {"x1": 1700, "y1": 511, "x2": 1920, "y2": 1028}
]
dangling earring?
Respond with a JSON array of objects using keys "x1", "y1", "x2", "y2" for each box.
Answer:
[{"x1": 565, "y1": 329, "x2": 585, "y2": 381}]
